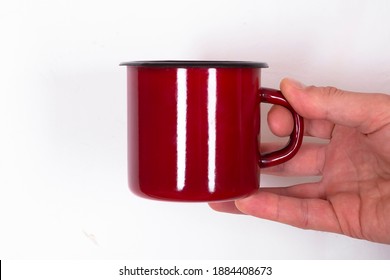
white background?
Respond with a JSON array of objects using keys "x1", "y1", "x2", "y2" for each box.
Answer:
[{"x1": 1, "y1": 0, "x2": 390, "y2": 259}]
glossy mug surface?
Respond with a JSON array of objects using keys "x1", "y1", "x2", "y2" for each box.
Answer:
[{"x1": 122, "y1": 61, "x2": 304, "y2": 202}]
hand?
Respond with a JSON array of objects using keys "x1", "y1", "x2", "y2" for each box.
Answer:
[{"x1": 209, "y1": 78, "x2": 390, "y2": 244}]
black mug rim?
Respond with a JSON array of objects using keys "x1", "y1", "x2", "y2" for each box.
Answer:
[{"x1": 120, "y1": 60, "x2": 269, "y2": 68}]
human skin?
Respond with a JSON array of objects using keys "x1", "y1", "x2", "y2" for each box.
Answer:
[{"x1": 209, "y1": 78, "x2": 390, "y2": 244}]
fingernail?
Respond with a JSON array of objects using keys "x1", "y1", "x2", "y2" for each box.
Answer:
[{"x1": 285, "y1": 78, "x2": 306, "y2": 90}]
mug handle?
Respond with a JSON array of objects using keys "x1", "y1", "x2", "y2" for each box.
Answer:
[{"x1": 258, "y1": 88, "x2": 304, "y2": 168}]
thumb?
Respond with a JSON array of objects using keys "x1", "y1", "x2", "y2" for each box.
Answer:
[{"x1": 280, "y1": 78, "x2": 390, "y2": 134}]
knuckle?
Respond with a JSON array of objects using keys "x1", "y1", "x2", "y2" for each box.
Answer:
[
  {"x1": 300, "y1": 199, "x2": 310, "y2": 229},
  {"x1": 322, "y1": 86, "x2": 344, "y2": 98}
]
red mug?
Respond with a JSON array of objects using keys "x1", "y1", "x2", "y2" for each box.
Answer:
[{"x1": 121, "y1": 61, "x2": 304, "y2": 202}]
